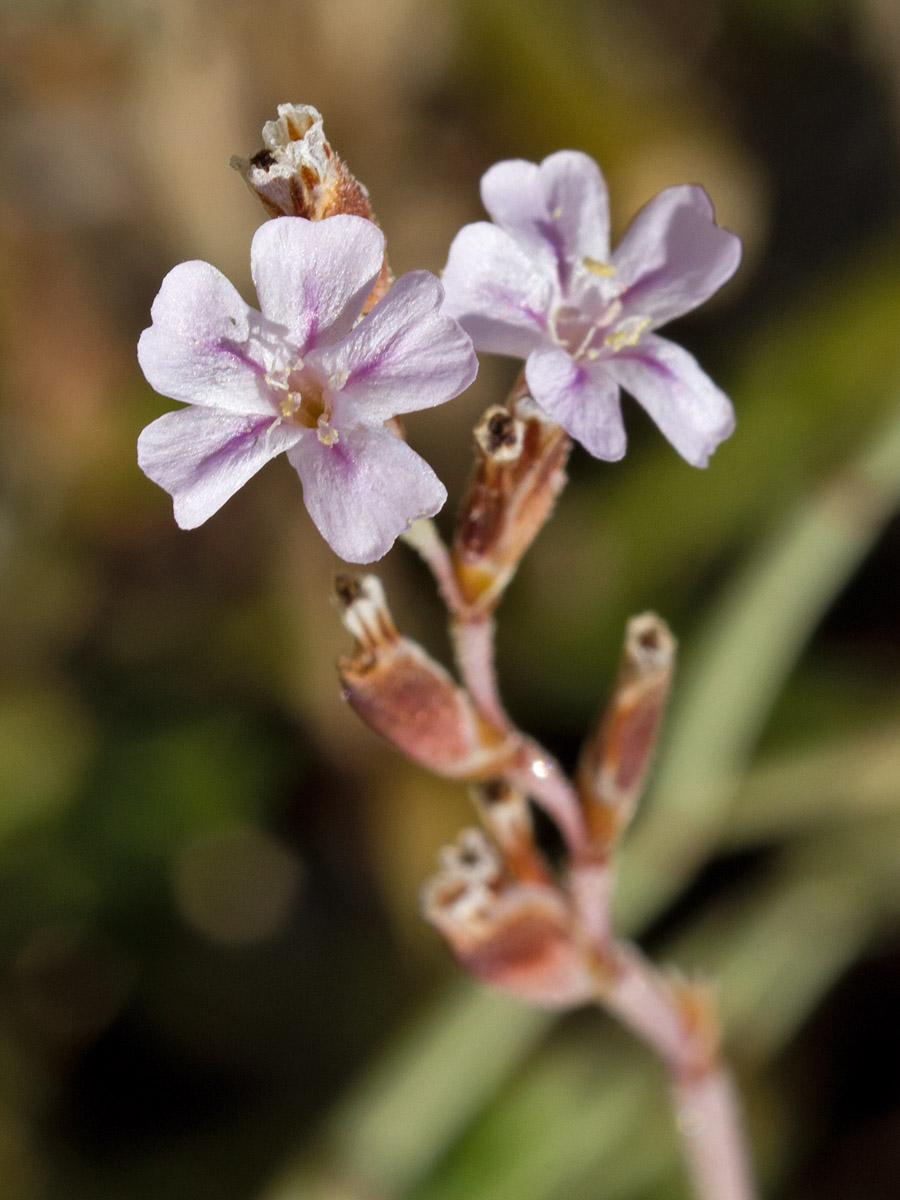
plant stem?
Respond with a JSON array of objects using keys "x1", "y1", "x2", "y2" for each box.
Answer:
[
  {"x1": 594, "y1": 943, "x2": 757, "y2": 1200},
  {"x1": 672, "y1": 1069, "x2": 757, "y2": 1200},
  {"x1": 450, "y1": 612, "x2": 511, "y2": 733}
]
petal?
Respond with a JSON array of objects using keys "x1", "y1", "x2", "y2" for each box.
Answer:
[
  {"x1": 525, "y1": 346, "x2": 626, "y2": 461},
  {"x1": 138, "y1": 406, "x2": 303, "y2": 528},
  {"x1": 612, "y1": 185, "x2": 742, "y2": 327},
  {"x1": 250, "y1": 215, "x2": 384, "y2": 349},
  {"x1": 137, "y1": 261, "x2": 274, "y2": 415},
  {"x1": 482, "y1": 151, "x2": 611, "y2": 265},
  {"x1": 605, "y1": 333, "x2": 735, "y2": 467},
  {"x1": 441, "y1": 222, "x2": 552, "y2": 357},
  {"x1": 287, "y1": 425, "x2": 446, "y2": 563},
  {"x1": 309, "y1": 271, "x2": 477, "y2": 422}
]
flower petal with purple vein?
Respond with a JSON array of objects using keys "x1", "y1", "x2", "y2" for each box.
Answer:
[
  {"x1": 312, "y1": 271, "x2": 477, "y2": 423},
  {"x1": 138, "y1": 407, "x2": 303, "y2": 528},
  {"x1": 525, "y1": 345, "x2": 627, "y2": 461},
  {"x1": 288, "y1": 425, "x2": 447, "y2": 563},
  {"x1": 137, "y1": 261, "x2": 274, "y2": 415},
  {"x1": 612, "y1": 185, "x2": 742, "y2": 328},
  {"x1": 605, "y1": 334, "x2": 735, "y2": 468},
  {"x1": 250, "y1": 215, "x2": 385, "y2": 350},
  {"x1": 441, "y1": 222, "x2": 552, "y2": 358}
]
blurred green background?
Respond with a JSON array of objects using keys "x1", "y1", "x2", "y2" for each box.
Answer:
[{"x1": 1, "y1": 0, "x2": 900, "y2": 1196}]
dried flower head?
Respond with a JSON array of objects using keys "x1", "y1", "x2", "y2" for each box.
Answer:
[
  {"x1": 231, "y1": 103, "x2": 373, "y2": 223},
  {"x1": 422, "y1": 829, "x2": 595, "y2": 1007},
  {"x1": 441, "y1": 152, "x2": 742, "y2": 467},
  {"x1": 336, "y1": 576, "x2": 517, "y2": 776},
  {"x1": 454, "y1": 394, "x2": 571, "y2": 612},
  {"x1": 577, "y1": 613, "x2": 676, "y2": 850}
]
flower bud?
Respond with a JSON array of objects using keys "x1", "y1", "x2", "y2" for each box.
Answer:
[
  {"x1": 453, "y1": 395, "x2": 571, "y2": 613},
  {"x1": 576, "y1": 613, "x2": 676, "y2": 850},
  {"x1": 421, "y1": 829, "x2": 594, "y2": 1008},
  {"x1": 232, "y1": 103, "x2": 391, "y2": 310},
  {"x1": 336, "y1": 576, "x2": 517, "y2": 778}
]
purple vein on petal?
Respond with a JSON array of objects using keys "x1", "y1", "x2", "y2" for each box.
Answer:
[
  {"x1": 191, "y1": 416, "x2": 278, "y2": 479},
  {"x1": 215, "y1": 338, "x2": 268, "y2": 376},
  {"x1": 614, "y1": 345, "x2": 674, "y2": 378},
  {"x1": 615, "y1": 269, "x2": 673, "y2": 315}
]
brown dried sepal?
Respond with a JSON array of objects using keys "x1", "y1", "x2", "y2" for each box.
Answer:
[
  {"x1": 576, "y1": 613, "x2": 676, "y2": 851},
  {"x1": 453, "y1": 395, "x2": 571, "y2": 614},
  {"x1": 470, "y1": 781, "x2": 553, "y2": 886},
  {"x1": 422, "y1": 829, "x2": 594, "y2": 1008},
  {"x1": 336, "y1": 576, "x2": 516, "y2": 779},
  {"x1": 232, "y1": 103, "x2": 391, "y2": 311}
]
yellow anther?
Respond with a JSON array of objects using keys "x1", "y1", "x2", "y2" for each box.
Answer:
[
  {"x1": 317, "y1": 417, "x2": 339, "y2": 446},
  {"x1": 583, "y1": 257, "x2": 617, "y2": 278},
  {"x1": 605, "y1": 317, "x2": 650, "y2": 352}
]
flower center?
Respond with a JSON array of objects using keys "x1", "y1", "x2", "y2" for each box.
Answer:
[
  {"x1": 550, "y1": 261, "x2": 651, "y2": 363},
  {"x1": 267, "y1": 364, "x2": 339, "y2": 445}
]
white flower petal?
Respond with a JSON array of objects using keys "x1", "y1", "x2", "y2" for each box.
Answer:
[
  {"x1": 612, "y1": 185, "x2": 742, "y2": 328},
  {"x1": 310, "y1": 271, "x2": 477, "y2": 422},
  {"x1": 525, "y1": 345, "x2": 626, "y2": 461},
  {"x1": 605, "y1": 333, "x2": 735, "y2": 466},
  {"x1": 287, "y1": 425, "x2": 446, "y2": 563},
  {"x1": 138, "y1": 406, "x2": 303, "y2": 528},
  {"x1": 441, "y1": 222, "x2": 552, "y2": 357},
  {"x1": 137, "y1": 261, "x2": 274, "y2": 415},
  {"x1": 250, "y1": 215, "x2": 385, "y2": 349},
  {"x1": 481, "y1": 152, "x2": 611, "y2": 268}
]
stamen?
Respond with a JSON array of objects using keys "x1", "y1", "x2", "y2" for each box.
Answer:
[
  {"x1": 583, "y1": 257, "x2": 616, "y2": 278},
  {"x1": 317, "y1": 416, "x2": 339, "y2": 446},
  {"x1": 605, "y1": 316, "x2": 651, "y2": 352}
]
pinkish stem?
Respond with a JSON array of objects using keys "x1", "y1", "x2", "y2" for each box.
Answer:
[
  {"x1": 594, "y1": 943, "x2": 758, "y2": 1200},
  {"x1": 672, "y1": 1069, "x2": 757, "y2": 1200},
  {"x1": 450, "y1": 613, "x2": 510, "y2": 733},
  {"x1": 401, "y1": 519, "x2": 464, "y2": 614},
  {"x1": 405, "y1": 520, "x2": 593, "y2": 860},
  {"x1": 405, "y1": 503, "x2": 757, "y2": 1200}
]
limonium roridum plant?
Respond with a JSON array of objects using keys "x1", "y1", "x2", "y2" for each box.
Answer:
[{"x1": 138, "y1": 103, "x2": 754, "y2": 1200}]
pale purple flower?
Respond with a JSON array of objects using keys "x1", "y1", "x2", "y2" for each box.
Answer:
[
  {"x1": 138, "y1": 215, "x2": 477, "y2": 562},
  {"x1": 441, "y1": 152, "x2": 742, "y2": 466}
]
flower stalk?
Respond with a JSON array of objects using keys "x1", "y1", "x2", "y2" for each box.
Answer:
[{"x1": 138, "y1": 102, "x2": 757, "y2": 1200}]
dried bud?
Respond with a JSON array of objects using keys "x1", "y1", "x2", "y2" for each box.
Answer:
[
  {"x1": 422, "y1": 829, "x2": 594, "y2": 1008},
  {"x1": 470, "y1": 781, "x2": 553, "y2": 885},
  {"x1": 453, "y1": 395, "x2": 571, "y2": 613},
  {"x1": 232, "y1": 103, "x2": 391, "y2": 310},
  {"x1": 576, "y1": 613, "x2": 676, "y2": 851},
  {"x1": 232, "y1": 103, "x2": 372, "y2": 221},
  {"x1": 336, "y1": 576, "x2": 516, "y2": 778}
]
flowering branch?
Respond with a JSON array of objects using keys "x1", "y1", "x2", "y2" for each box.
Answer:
[{"x1": 137, "y1": 103, "x2": 756, "y2": 1200}]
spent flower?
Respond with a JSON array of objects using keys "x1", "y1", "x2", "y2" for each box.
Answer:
[
  {"x1": 138, "y1": 215, "x2": 476, "y2": 562},
  {"x1": 441, "y1": 152, "x2": 741, "y2": 466}
]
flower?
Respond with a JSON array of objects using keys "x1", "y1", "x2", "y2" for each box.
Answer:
[
  {"x1": 441, "y1": 152, "x2": 742, "y2": 466},
  {"x1": 137, "y1": 215, "x2": 477, "y2": 562}
]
